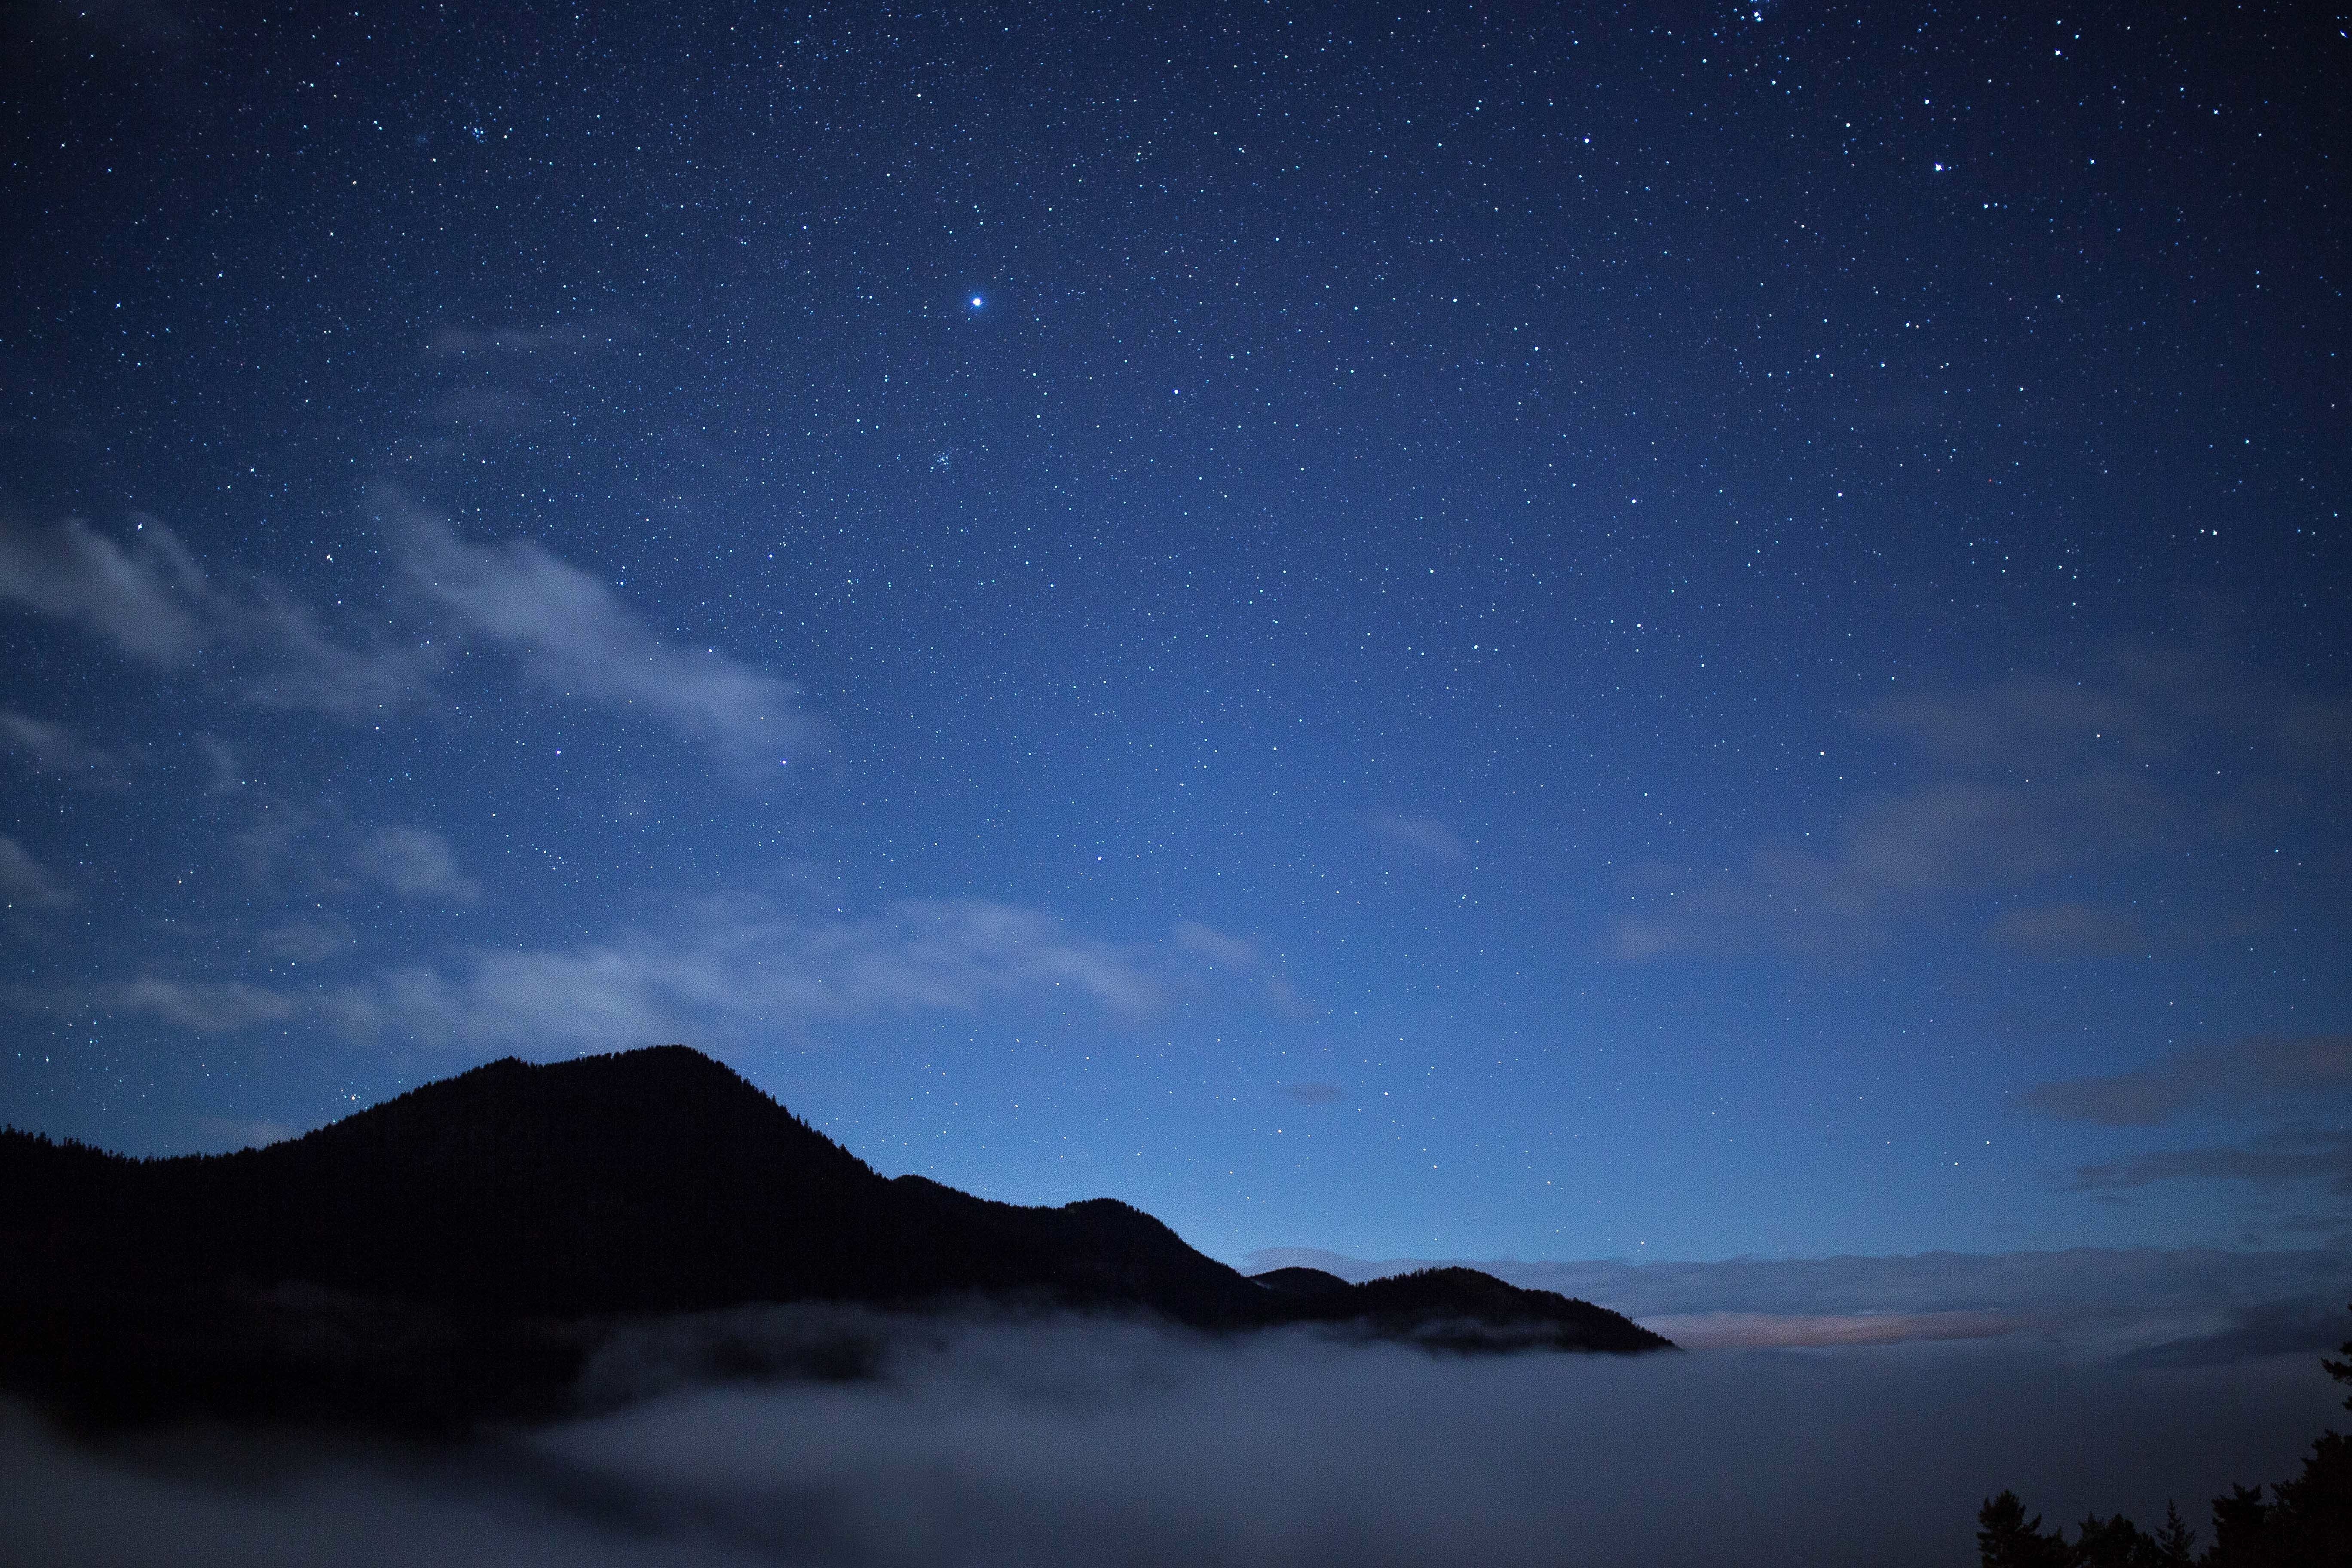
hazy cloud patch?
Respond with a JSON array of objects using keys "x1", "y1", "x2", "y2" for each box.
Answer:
[
  {"x1": 1173, "y1": 919, "x2": 1263, "y2": 971},
  {"x1": 1612, "y1": 775, "x2": 2162, "y2": 962},
  {"x1": 2018, "y1": 1035, "x2": 2352, "y2": 1126},
  {"x1": 2064, "y1": 1125, "x2": 2352, "y2": 1197},
  {"x1": 1610, "y1": 653, "x2": 2346, "y2": 964},
  {"x1": 9, "y1": 897, "x2": 1164, "y2": 1056},
  {"x1": 1363, "y1": 811, "x2": 1469, "y2": 864},
  {"x1": 353, "y1": 827, "x2": 481, "y2": 902},
  {"x1": 0, "y1": 513, "x2": 436, "y2": 714},
  {"x1": 389, "y1": 499, "x2": 826, "y2": 778},
  {"x1": 1642, "y1": 1310, "x2": 2017, "y2": 1349},
  {"x1": 0, "y1": 711, "x2": 135, "y2": 790},
  {"x1": 0, "y1": 836, "x2": 74, "y2": 910},
  {"x1": 332, "y1": 898, "x2": 1165, "y2": 1054},
  {"x1": 1987, "y1": 900, "x2": 2144, "y2": 958},
  {"x1": 1172, "y1": 920, "x2": 1317, "y2": 1018},
  {"x1": 0, "y1": 514, "x2": 207, "y2": 664},
  {"x1": 83, "y1": 977, "x2": 303, "y2": 1032},
  {"x1": 258, "y1": 919, "x2": 355, "y2": 964},
  {"x1": 197, "y1": 736, "x2": 244, "y2": 793},
  {"x1": 229, "y1": 587, "x2": 442, "y2": 715}
]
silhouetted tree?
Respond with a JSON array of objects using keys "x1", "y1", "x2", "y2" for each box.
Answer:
[
  {"x1": 1981, "y1": 1300, "x2": 2352, "y2": 1567},
  {"x1": 2151, "y1": 1501, "x2": 2199, "y2": 1565},
  {"x1": 1979, "y1": 1491, "x2": 2070, "y2": 1568},
  {"x1": 2072, "y1": 1513, "x2": 2171, "y2": 1567}
]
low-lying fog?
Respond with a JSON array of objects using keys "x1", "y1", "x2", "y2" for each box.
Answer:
[{"x1": 6, "y1": 1306, "x2": 2343, "y2": 1568}]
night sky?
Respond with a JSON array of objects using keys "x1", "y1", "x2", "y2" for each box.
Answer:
[{"x1": 3, "y1": 0, "x2": 2346, "y2": 1272}]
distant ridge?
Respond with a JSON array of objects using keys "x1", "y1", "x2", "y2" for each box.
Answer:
[{"x1": 0, "y1": 1045, "x2": 1672, "y2": 1432}]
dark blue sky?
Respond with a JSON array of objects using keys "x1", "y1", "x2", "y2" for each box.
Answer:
[{"x1": 3, "y1": 0, "x2": 2346, "y2": 1265}]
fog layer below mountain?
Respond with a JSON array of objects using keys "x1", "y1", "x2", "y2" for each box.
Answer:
[{"x1": 5, "y1": 1310, "x2": 2343, "y2": 1568}]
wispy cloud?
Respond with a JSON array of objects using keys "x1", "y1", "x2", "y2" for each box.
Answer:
[
  {"x1": 21, "y1": 898, "x2": 1170, "y2": 1054},
  {"x1": 89, "y1": 977, "x2": 304, "y2": 1032},
  {"x1": 0, "y1": 513, "x2": 206, "y2": 663},
  {"x1": 387, "y1": 498, "x2": 826, "y2": 777},
  {"x1": 1171, "y1": 920, "x2": 1316, "y2": 1018},
  {"x1": 1173, "y1": 920, "x2": 1265, "y2": 972},
  {"x1": 0, "y1": 710, "x2": 134, "y2": 790},
  {"x1": 414, "y1": 321, "x2": 643, "y2": 439},
  {"x1": 197, "y1": 737, "x2": 243, "y2": 794},
  {"x1": 0, "y1": 836, "x2": 74, "y2": 910},
  {"x1": 2018, "y1": 1035, "x2": 2352, "y2": 1127},
  {"x1": 0, "y1": 513, "x2": 436, "y2": 714},
  {"x1": 2017, "y1": 1036, "x2": 2352, "y2": 1222},
  {"x1": 1642, "y1": 1310, "x2": 2016, "y2": 1349},
  {"x1": 1363, "y1": 811, "x2": 1469, "y2": 864},
  {"x1": 2064, "y1": 1125, "x2": 2352, "y2": 1197},
  {"x1": 1610, "y1": 652, "x2": 2350, "y2": 962},
  {"x1": 1987, "y1": 901, "x2": 2144, "y2": 959},
  {"x1": 1612, "y1": 775, "x2": 2164, "y2": 961},
  {"x1": 327, "y1": 898, "x2": 1165, "y2": 1054},
  {"x1": 352, "y1": 827, "x2": 481, "y2": 902},
  {"x1": 230, "y1": 589, "x2": 442, "y2": 716}
]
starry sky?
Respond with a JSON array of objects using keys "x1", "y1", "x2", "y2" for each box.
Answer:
[{"x1": 2, "y1": 0, "x2": 2346, "y2": 1269}]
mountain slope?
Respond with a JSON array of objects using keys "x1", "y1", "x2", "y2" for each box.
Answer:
[{"x1": 0, "y1": 1045, "x2": 1669, "y2": 1431}]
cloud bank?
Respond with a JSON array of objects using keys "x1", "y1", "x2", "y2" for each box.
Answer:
[
  {"x1": 3, "y1": 1311, "x2": 2343, "y2": 1568},
  {"x1": 1244, "y1": 1245, "x2": 2352, "y2": 1361}
]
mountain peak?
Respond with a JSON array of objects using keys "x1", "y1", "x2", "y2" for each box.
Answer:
[{"x1": 2, "y1": 1047, "x2": 1673, "y2": 1433}]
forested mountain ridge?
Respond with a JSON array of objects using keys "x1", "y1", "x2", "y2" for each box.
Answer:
[{"x1": 0, "y1": 1045, "x2": 1670, "y2": 1432}]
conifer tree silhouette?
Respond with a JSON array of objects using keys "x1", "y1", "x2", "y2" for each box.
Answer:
[{"x1": 1979, "y1": 1300, "x2": 2352, "y2": 1567}]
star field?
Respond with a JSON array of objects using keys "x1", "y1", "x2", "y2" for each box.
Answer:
[{"x1": 1, "y1": 0, "x2": 2346, "y2": 1266}]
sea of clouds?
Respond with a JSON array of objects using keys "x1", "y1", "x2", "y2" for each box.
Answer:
[
  {"x1": 1249, "y1": 1245, "x2": 2352, "y2": 1362},
  {"x1": 6, "y1": 1289, "x2": 2348, "y2": 1568}
]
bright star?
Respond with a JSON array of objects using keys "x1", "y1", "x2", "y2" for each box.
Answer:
[{"x1": 968, "y1": 294, "x2": 985, "y2": 311}]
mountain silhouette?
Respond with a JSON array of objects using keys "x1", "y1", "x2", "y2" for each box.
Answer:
[{"x1": 0, "y1": 1045, "x2": 1672, "y2": 1432}]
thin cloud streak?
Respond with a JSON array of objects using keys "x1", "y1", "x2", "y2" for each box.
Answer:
[
  {"x1": 0, "y1": 836, "x2": 74, "y2": 910},
  {"x1": 0, "y1": 513, "x2": 206, "y2": 663},
  {"x1": 312, "y1": 899, "x2": 1163, "y2": 1053},
  {"x1": 0, "y1": 711, "x2": 135, "y2": 790},
  {"x1": 2018, "y1": 1035, "x2": 2352, "y2": 1126},
  {"x1": 389, "y1": 499, "x2": 827, "y2": 777},
  {"x1": 1610, "y1": 653, "x2": 2351, "y2": 963},
  {"x1": 0, "y1": 512, "x2": 438, "y2": 714},
  {"x1": 1363, "y1": 810, "x2": 1469, "y2": 864},
  {"x1": 2066, "y1": 1125, "x2": 2352, "y2": 1197},
  {"x1": 1243, "y1": 1245, "x2": 2352, "y2": 1361}
]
